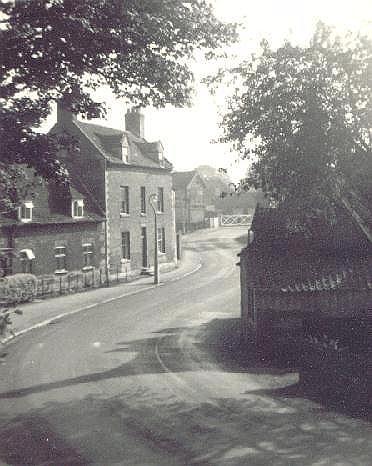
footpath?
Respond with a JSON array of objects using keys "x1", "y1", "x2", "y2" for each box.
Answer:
[{"x1": 2, "y1": 249, "x2": 201, "y2": 345}]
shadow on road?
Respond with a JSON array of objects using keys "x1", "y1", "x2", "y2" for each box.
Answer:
[{"x1": 1, "y1": 317, "x2": 372, "y2": 465}]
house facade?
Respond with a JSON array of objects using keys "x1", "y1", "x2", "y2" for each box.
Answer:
[
  {"x1": 0, "y1": 173, "x2": 105, "y2": 277},
  {"x1": 172, "y1": 170, "x2": 206, "y2": 233},
  {"x1": 51, "y1": 104, "x2": 177, "y2": 277}
]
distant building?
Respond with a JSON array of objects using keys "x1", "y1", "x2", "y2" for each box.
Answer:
[
  {"x1": 172, "y1": 170, "x2": 206, "y2": 233},
  {"x1": 49, "y1": 104, "x2": 177, "y2": 277}
]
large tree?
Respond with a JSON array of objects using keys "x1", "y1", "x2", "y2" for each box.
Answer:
[
  {"x1": 0, "y1": 0, "x2": 237, "y2": 211},
  {"x1": 219, "y1": 23, "x2": 372, "y2": 220}
]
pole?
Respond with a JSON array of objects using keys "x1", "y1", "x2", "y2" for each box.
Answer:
[{"x1": 149, "y1": 194, "x2": 160, "y2": 285}]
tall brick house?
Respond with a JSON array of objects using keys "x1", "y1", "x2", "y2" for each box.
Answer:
[
  {"x1": 172, "y1": 170, "x2": 206, "y2": 233},
  {"x1": 51, "y1": 104, "x2": 177, "y2": 277},
  {"x1": 0, "y1": 172, "x2": 105, "y2": 276}
]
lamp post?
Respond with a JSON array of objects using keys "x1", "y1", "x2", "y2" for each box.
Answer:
[{"x1": 149, "y1": 193, "x2": 159, "y2": 284}]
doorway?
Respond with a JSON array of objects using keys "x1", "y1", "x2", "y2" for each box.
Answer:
[{"x1": 141, "y1": 227, "x2": 148, "y2": 268}]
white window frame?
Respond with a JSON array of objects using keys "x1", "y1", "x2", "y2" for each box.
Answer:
[
  {"x1": 54, "y1": 246, "x2": 67, "y2": 273},
  {"x1": 18, "y1": 201, "x2": 33, "y2": 223},
  {"x1": 72, "y1": 199, "x2": 84, "y2": 218},
  {"x1": 157, "y1": 227, "x2": 165, "y2": 254}
]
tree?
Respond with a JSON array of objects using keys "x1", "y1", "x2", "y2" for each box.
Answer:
[
  {"x1": 218, "y1": 23, "x2": 372, "y2": 220},
  {"x1": 0, "y1": 0, "x2": 237, "y2": 211}
]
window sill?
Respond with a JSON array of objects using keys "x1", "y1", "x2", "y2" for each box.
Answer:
[
  {"x1": 120, "y1": 258, "x2": 130, "y2": 264},
  {"x1": 19, "y1": 218, "x2": 33, "y2": 223},
  {"x1": 120, "y1": 213, "x2": 130, "y2": 218},
  {"x1": 82, "y1": 266, "x2": 94, "y2": 272},
  {"x1": 156, "y1": 211, "x2": 164, "y2": 215},
  {"x1": 55, "y1": 269, "x2": 68, "y2": 275},
  {"x1": 72, "y1": 216, "x2": 84, "y2": 220},
  {"x1": 140, "y1": 212, "x2": 147, "y2": 216}
]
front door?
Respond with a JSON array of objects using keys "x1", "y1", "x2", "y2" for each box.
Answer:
[{"x1": 141, "y1": 227, "x2": 148, "y2": 268}]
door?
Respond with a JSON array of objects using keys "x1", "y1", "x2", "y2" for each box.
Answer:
[{"x1": 141, "y1": 227, "x2": 148, "y2": 268}]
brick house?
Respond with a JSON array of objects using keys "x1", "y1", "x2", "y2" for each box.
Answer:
[
  {"x1": 50, "y1": 104, "x2": 177, "y2": 277},
  {"x1": 172, "y1": 170, "x2": 206, "y2": 233},
  {"x1": 0, "y1": 173, "x2": 105, "y2": 277}
]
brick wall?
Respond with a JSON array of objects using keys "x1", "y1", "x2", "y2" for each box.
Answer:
[
  {"x1": 11, "y1": 221, "x2": 105, "y2": 275},
  {"x1": 107, "y1": 167, "x2": 176, "y2": 272}
]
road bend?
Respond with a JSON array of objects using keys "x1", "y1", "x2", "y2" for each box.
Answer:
[{"x1": 0, "y1": 227, "x2": 371, "y2": 466}]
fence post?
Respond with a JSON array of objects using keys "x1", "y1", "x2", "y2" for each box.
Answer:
[
  {"x1": 92, "y1": 268, "x2": 94, "y2": 288},
  {"x1": 100, "y1": 269, "x2": 102, "y2": 286},
  {"x1": 68, "y1": 274, "x2": 71, "y2": 293},
  {"x1": 116, "y1": 264, "x2": 119, "y2": 283},
  {"x1": 41, "y1": 278, "x2": 44, "y2": 297},
  {"x1": 59, "y1": 275, "x2": 62, "y2": 295},
  {"x1": 106, "y1": 266, "x2": 110, "y2": 287},
  {"x1": 84, "y1": 271, "x2": 87, "y2": 288}
]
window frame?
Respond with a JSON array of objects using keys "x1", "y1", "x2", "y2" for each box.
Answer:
[
  {"x1": 120, "y1": 186, "x2": 130, "y2": 216},
  {"x1": 18, "y1": 201, "x2": 33, "y2": 223},
  {"x1": 157, "y1": 187, "x2": 164, "y2": 213},
  {"x1": 72, "y1": 199, "x2": 84, "y2": 218},
  {"x1": 121, "y1": 231, "x2": 131, "y2": 261},
  {"x1": 82, "y1": 243, "x2": 94, "y2": 270},
  {"x1": 157, "y1": 227, "x2": 166, "y2": 254},
  {"x1": 140, "y1": 186, "x2": 146, "y2": 214},
  {"x1": 54, "y1": 245, "x2": 67, "y2": 273}
]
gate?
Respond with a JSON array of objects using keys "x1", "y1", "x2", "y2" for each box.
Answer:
[{"x1": 220, "y1": 214, "x2": 251, "y2": 226}]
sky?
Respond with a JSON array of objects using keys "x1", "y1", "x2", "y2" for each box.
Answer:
[{"x1": 45, "y1": 0, "x2": 372, "y2": 182}]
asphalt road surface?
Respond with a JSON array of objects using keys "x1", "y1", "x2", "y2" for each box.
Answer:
[{"x1": 0, "y1": 227, "x2": 372, "y2": 466}]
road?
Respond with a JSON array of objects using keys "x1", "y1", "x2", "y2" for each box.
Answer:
[{"x1": 0, "y1": 227, "x2": 372, "y2": 466}]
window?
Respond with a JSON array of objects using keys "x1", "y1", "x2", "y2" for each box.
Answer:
[
  {"x1": 140, "y1": 186, "x2": 146, "y2": 214},
  {"x1": 157, "y1": 227, "x2": 165, "y2": 253},
  {"x1": 72, "y1": 199, "x2": 84, "y2": 218},
  {"x1": 122, "y1": 136, "x2": 129, "y2": 163},
  {"x1": 19, "y1": 249, "x2": 35, "y2": 273},
  {"x1": 19, "y1": 201, "x2": 33, "y2": 222},
  {"x1": 82, "y1": 243, "x2": 94, "y2": 269},
  {"x1": 55, "y1": 246, "x2": 67, "y2": 273},
  {"x1": 120, "y1": 186, "x2": 129, "y2": 215},
  {"x1": 157, "y1": 187, "x2": 164, "y2": 212},
  {"x1": 121, "y1": 231, "x2": 130, "y2": 260}
]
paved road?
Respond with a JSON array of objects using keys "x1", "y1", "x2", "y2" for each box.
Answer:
[{"x1": 0, "y1": 227, "x2": 372, "y2": 466}]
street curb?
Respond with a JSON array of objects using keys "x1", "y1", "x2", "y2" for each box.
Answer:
[{"x1": 1, "y1": 257, "x2": 202, "y2": 346}]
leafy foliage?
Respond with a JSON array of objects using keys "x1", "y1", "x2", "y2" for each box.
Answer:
[
  {"x1": 219, "y1": 23, "x2": 372, "y2": 217},
  {"x1": 0, "y1": 0, "x2": 237, "y2": 211}
]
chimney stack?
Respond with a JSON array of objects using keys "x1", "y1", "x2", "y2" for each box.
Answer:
[
  {"x1": 57, "y1": 99, "x2": 77, "y2": 127},
  {"x1": 125, "y1": 108, "x2": 144, "y2": 139}
]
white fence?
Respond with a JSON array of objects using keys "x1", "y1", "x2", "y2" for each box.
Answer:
[{"x1": 220, "y1": 214, "x2": 252, "y2": 226}]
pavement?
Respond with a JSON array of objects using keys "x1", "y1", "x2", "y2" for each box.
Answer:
[{"x1": 1, "y1": 248, "x2": 201, "y2": 344}]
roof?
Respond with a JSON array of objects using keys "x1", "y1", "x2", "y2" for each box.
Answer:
[
  {"x1": 250, "y1": 204, "x2": 369, "y2": 251},
  {"x1": 243, "y1": 204, "x2": 372, "y2": 293},
  {"x1": 0, "y1": 169, "x2": 104, "y2": 228},
  {"x1": 172, "y1": 171, "x2": 204, "y2": 190},
  {"x1": 74, "y1": 120, "x2": 172, "y2": 170}
]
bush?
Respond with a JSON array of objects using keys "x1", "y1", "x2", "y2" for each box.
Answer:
[{"x1": 0, "y1": 273, "x2": 37, "y2": 304}]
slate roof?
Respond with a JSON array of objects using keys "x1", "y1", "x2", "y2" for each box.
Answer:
[
  {"x1": 75, "y1": 120, "x2": 172, "y2": 170},
  {"x1": 0, "y1": 170, "x2": 103, "y2": 228}
]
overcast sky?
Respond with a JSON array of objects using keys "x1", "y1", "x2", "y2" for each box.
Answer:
[{"x1": 47, "y1": 0, "x2": 372, "y2": 182}]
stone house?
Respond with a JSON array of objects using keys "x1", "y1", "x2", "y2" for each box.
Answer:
[
  {"x1": 0, "y1": 173, "x2": 105, "y2": 277},
  {"x1": 172, "y1": 170, "x2": 206, "y2": 233},
  {"x1": 51, "y1": 104, "x2": 177, "y2": 277}
]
